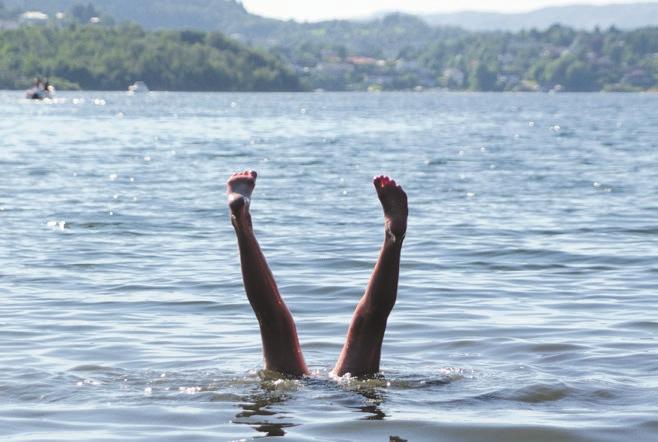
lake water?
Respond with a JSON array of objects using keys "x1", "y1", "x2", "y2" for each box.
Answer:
[{"x1": 1, "y1": 91, "x2": 657, "y2": 441}]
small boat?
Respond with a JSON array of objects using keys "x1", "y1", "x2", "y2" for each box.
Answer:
[
  {"x1": 25, "y1": 84, "x2": 55, "y2": 100},
  {"x1": 128, "y1": 81, "x2": 150, "y2": 94}
]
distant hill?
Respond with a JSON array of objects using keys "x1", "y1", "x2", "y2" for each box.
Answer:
[
  {"x1": 1, "y1": 1, "x2": 455, "y2": 56},
  {"x1": 0, "y1": 24, "x2": 301, "y2": 91},
  {"x1": 1, "y1": 0, "x2": 268, "y2": 33},
  {"x1": 5, "y1": 1, "x2": 658, "y2": 33},
  {"x1": 424, "y1": 3, "x2": 658, "y2": 31},
  {"x1": 2, "y1": 1, "x2": 656, "y2": 93}
]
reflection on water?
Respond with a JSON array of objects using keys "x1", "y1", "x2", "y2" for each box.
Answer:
[
  {"x1": 354, "y1": 387, "x2": 387, "y2": 421},
  {"x1": 334, "y1": 373, "x2": 389, "y2": 421},
  {"x1": 233, "y1": 373, "x2": 392, "y2": 436},
  {"x1": 235, "y1": 385, "x2": 296, "y2": 437}
]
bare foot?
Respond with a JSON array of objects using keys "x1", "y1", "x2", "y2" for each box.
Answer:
[
  {"x1": 227, "y1": 170, "x2": 257, "y2": 224},
  {"x1": 374, "y1": 175, "x2": 408, "y2": 242}
]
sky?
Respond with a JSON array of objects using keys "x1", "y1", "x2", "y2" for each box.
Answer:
[{"x1": 241, "y1": 0, "x2": 655, "y2": 21}]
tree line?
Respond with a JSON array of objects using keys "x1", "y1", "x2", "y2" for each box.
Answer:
[
  {"x1": 412, "y1": 24, "x2": 658, "y2": 92},
  {"x1": 0, "y1": 24, "x2": 301, "y2": 91},
  {"x1": 270, "y1": 16, "x2": 658, "y2": 92},
  {"x1": 0, "y1": 18, "x2": 656, "y2": 92}
]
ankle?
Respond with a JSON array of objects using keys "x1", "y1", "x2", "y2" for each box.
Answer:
[{"x1": 232, "y1": 213, "x2": 253, "y2": 232}]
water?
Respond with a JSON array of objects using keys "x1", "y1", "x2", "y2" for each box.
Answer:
[{"x1": 1, "y1": 91, "x2": 657, "y2": 441}]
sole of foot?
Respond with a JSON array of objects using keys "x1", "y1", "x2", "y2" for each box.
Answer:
[
  {"x1": 227, "y1": 170, "x2": 257, "y2": 219},
  {"x1": 374, "y1": 175, "x2": 408, "y2": 241}
]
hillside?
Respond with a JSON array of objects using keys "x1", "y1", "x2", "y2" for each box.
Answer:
[
  {"x1": 0, "y1": 24, "x2": 301, "y2": 91},
  {"x1": 1, "y1": 0, "x2": 272, "y2": 32},
  {"x1": 1, "y1": 1, "x2": 656, "y2": 92},
  {"x1": 424, "y1": 3, "x2": 658, "y2": 31},
  {"x1": 5, "y1": 1, "x2": 658, "y2": 33}
]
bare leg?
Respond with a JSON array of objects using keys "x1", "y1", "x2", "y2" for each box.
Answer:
[
  {"x1": 227, "y1": 170, "x2": 308, "y2": 377},
  {"x1": 333, "y1": 176, "x2": 408, "y2": 377}
]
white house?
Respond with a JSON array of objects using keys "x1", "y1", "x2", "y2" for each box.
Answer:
[{"x1": 19, "y1": 11, "x2": 49, "y2": 24}]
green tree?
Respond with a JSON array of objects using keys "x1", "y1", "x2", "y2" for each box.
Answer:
[
  {"x1": 564, "y1": 61, "x2": 598, "y2": 91},
  {"x1": 71, "y1": 3, "x2": 100, "y2": 23},
  {"x1": 0, "y1": 24, "x2": 301, "y2": 91},
  {"x1": 469, "y1": 62, "x2": 498, "y2": 91}
]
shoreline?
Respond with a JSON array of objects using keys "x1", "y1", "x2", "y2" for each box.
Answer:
[{"x1": 2, "y1": 89, "x2": 656, "y2": 94}]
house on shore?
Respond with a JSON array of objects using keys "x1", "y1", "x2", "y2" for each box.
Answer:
[{"x1": 19, "y1": 11, "x2": 49, "y2": 25}]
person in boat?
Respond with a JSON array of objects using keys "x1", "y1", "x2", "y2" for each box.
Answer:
[
  {"x1": 25, "y1": 77, "x2": 43, "y2": 99},
  {"x1": 26, "y1": 77, "x2": 53, "y2": 100},
  {"x1": 226, "y1": 170, "x2": 408, "y2": 377},
  {"x1": 26, "y1": 77, "x2": 42, "y2": 99}
]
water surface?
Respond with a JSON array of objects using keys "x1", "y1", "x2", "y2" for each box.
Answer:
[{"x1": 1, "y1": 91, "x2": 657, "y2": 441}]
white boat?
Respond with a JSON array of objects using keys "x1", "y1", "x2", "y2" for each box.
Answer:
[{"x1": 128, "y1": 81, "x2": 150, "y2": 94}]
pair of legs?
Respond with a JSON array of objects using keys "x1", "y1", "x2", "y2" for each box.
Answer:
[{"x1": 227, "y1": 171, "x2": 407, "y2": 377}]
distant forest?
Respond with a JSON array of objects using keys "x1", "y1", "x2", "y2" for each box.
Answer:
[
  {"x1": 0, "y1": 24, "x2": 301, "y2": 91},
  {"x1": 0, "y1": 1, "x2": 656, "y2": 92},
  {"x1": 273, "y1": 16, "x2": 658, "y2": 92}
]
